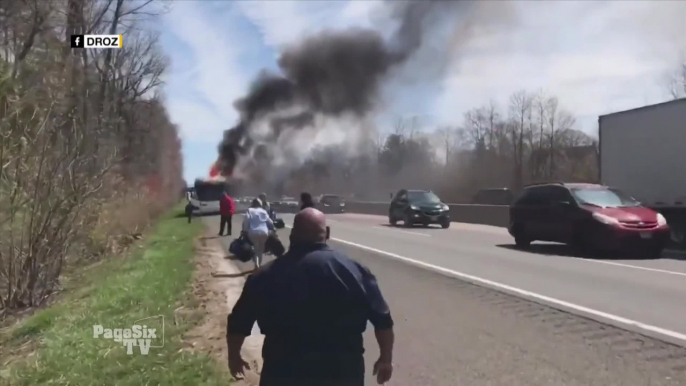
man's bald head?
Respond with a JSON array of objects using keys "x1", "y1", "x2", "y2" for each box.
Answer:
[{"x1": 291, "y1": 208, "x2": 327, "y2": 244}]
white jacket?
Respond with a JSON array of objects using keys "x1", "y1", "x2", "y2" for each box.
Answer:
[{"x1": 242, "y1": 207, "x2": 272, "y2": 234}]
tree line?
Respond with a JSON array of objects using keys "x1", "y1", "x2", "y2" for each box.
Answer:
[
  {"x1": 286, "y1": 89, "x2": 600, "y2": 202},
  {"x1": 0, "y1": 0, "x2": 183, "y2": 310}
]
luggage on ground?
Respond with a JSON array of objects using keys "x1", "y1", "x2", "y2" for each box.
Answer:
[{"x1": 229, "y1": 235, "x2": 255, "y2": 263}]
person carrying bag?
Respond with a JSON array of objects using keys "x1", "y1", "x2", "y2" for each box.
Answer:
[{"x1": 242, "y1": 198, "x2": 273, "y2": 268}]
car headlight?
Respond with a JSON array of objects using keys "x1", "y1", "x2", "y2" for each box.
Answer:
[
  {"x1": 657, "y1": 213, "x2": 668, "y2": 227},
  {"x1": 410, "y1": 205, "x2": 419, "y2": 210},
  {"x1": 592, "y1": 212, "x2": 620, "y2": 226},
  {"x1": 441, "y1": 204, "x2": 449, "y2": 211}
]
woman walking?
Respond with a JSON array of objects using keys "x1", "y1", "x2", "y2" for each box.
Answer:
[{"x1": 242, "y1": 198, "x2": 273, "y2": 268}]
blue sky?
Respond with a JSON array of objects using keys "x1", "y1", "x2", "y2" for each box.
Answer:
[{"x1": 157, "y1": 1, "x2": 685, "y2": 183}]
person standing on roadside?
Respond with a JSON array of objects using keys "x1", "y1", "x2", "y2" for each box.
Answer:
[
  {"x1": 185, "y1": 190, "x2": 195, "y2": 224},
  {"x1": 227, "y1": 207, "x2": 395, "y2": 386},
  {"x1": 219, "y1": 187, "x2": 236, "y2": 236},
  {"x1": 242, "y1": 198, "x2": 273, "y2": 268},
  {"x1": 300, "y1": 192, "x2": 315, "y2": 211},
  {"x1": 259, "y1": 193, "x2": 276, "y2": 221}
]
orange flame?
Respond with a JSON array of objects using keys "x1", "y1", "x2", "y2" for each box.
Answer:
[{"x1": 209, "y1": 162, "x2": 220, "y2": 178}]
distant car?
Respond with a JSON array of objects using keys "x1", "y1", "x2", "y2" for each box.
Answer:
[
  {"x1": 508, "y1": 182, "x2": 670, "y2": 258},
  {"x1": 472, "y1": 188, "x2": 514, "y2": 205},
  {"x1": 389, "y1": 189, "x2": 451, "y2": 228},
  {"x1": 273, "y1": 197, "x2": 298, "y2": 212},
  {"x1": 318, "y1": 194, "x2": 346, "y2": 213}
]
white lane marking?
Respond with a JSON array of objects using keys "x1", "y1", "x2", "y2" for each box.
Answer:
[
  {"x1": 578, "y1": 258, "x2": 686, "y2": 277},
  {"x1": 373, "y1": 226, "x2": 431, "y2": 237},
  {"x1": 305, "y1": 220, "x2": 685, "y2": 276},
  {"x1": 328, "y1": 237, "x2": 686, "y2": 344}
]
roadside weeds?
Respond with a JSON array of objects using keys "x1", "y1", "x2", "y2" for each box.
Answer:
[{"x1": 0, "y1": 208, "x2": 230, "y2": 385}]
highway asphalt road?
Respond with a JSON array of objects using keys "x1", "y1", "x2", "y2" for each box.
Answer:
[{"x1": 203, "y1": 212, "x2": 686, "y2": 385}]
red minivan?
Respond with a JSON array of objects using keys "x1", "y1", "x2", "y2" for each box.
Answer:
[{"x1": 508, "y1": 183, "x2": 671, "y2": 258}]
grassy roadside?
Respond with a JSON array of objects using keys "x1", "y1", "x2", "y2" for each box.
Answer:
[{"x1": 0, "y1": 207, "x2": 230, "y2": 385}]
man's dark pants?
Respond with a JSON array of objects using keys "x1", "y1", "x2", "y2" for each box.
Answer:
[
  {"x1": 259, "y1": 353, "x2": 364, "y2": 386},
  {"x1": 219, "y1": 214, "x2": 232, "y2": 236}
]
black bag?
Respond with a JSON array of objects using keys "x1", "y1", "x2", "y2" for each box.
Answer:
[
  {"x1": 265, "y1": 234, "x2": 285, "y2": 258},
  {"x1": 273, "y1": 218, "x2": 285, "y2": 229},
  {"x1": 229, "y1": 235, "x2": 254, "y2": 263}
]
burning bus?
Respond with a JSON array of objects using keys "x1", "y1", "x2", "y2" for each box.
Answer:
[
  {"x1": 189, "y1": 178, "x2": 225, "y2": 215},
  {"x1": 188, "y1": 162, "x2": 226, "y2": 215}
]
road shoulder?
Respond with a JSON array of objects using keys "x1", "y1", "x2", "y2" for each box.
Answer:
[{"x1": 186, "y1": 224, "x2": 264, "y2": 385}]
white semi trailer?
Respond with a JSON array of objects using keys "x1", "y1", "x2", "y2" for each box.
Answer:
[{"x1": 598, "y1": 98, "x2": 686, "y2": 248}]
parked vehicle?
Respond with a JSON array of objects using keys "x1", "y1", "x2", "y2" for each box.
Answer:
[
  {"x1": 508, "y1": 182, "x2": 670, "y2": 258},
  {"x1": 317, "y1": 194, "x2": 346, "y2": 213},
  {"x1": 599, "y1": 99, "x2": 686, "y2": 249},
  {"x1": 389, "y1": 189, "x2": 451, "y2": 228},
  {"x1": 274, "y1": 196, "x2": 299, "y2": 212},
  {"x1": 472, "y1": 188, "x2": 514, "y2": 205}
]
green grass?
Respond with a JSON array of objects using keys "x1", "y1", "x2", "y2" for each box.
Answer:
[{"x1": 0, "y1": 207, "x2": 230, "y2": 385}]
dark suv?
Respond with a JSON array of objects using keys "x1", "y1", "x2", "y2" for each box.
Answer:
[
  {"x1": 508, "y1": 182, "x2": 671, "y2": 257},
  {"x1": 389, "y1": 189, "x2": 451, "y2": 228},
  {"x1": 318, "y1": 194, "x2": 346, "y2": 213}
]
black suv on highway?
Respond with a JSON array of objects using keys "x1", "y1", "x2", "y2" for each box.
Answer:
[
  {"x1": 389, "y1": 189, "x2": 451, "y2": 228},
  {"x1": 318, "y1": 194, "x2": 346, "y2": 213}
]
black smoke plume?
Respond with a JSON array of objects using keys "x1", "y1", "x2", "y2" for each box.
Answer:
[{"x1": 217, "y1": 1, "x2": 462, "y2": 179}]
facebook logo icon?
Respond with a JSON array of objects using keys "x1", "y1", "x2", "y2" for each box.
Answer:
[{"x1": 70, "y1": 35, "x2": 84, "y2": 48}]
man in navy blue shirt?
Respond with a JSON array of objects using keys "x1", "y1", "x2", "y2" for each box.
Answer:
[{"x1": 227, "y1": 208, "x2": 394, "y2": 386}]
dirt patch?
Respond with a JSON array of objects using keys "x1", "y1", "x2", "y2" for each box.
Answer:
[{"x1": 182, "y1": 230, "x2": 264, "y2": 385}]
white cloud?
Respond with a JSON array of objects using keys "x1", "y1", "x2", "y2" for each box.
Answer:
[
  {"x1": 163, "y1": 2, "x2": 250, "y2": 133},
  {"x1": 236, "y1": 0, "x2": 383, "y2": 49},
  {"x1": 434, "y1": 1, "x2": 686, "y2": 132},
  {"x1": 165, "y1": 100, "x2": 226, "y2": 142}
]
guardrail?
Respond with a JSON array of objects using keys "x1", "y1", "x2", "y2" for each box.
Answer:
[{"x1": 345, "y1": 201, "x2": 511, "y2": 228}]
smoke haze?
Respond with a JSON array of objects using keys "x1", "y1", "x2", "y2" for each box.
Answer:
[{"x1": 216, "y1": 0, "x2": 511, "y2": 189}]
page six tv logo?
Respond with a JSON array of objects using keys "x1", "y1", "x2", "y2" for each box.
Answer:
[
  {"x1": 71, "y1": 34, "x2": 122, "y2": 49},
  {"x1": 92, "y1": 315, "x2": 164, "y2": 355}
]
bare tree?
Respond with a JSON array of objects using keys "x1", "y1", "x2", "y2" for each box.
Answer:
[
  {"x1": 0, "y1": 0, "x2": 182, "y2": 310},
  {"x1": 436, "y1": 126, "x2": 457, "y2": 166},
  {"x1": 392, "y1": 116, "x2": 407, "y2": 136},
  {"x1": 508, "y1": 90, "x2": 534, "y2": 189}
]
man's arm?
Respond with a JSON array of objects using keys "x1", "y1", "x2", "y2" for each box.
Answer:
[
  {"x1": 226, "y1": 276, "x2": 259, "y2": 355},
  {"x1": 359, "y1": 266, "x2": 394, "y2": 361},
  {"x1": 242, "y1": 211, "x2": 249, "y2": 232},
  {"x1": 374, "y1": 328, "x2": 394, "y2": 363}
]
